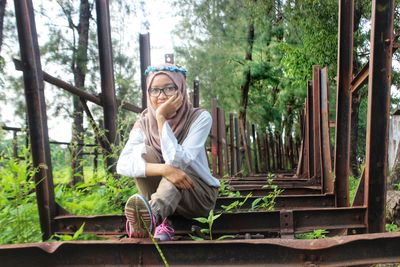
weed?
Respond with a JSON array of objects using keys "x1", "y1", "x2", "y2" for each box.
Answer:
[
  {"x1": 221, "y1": 193, "x2": 252, "y2": 212},
  {"x1": 251, "y1": 180, "x2": 283, "y2": 211},
  {"x1": 191, "y1": 210, "x2": 234, "y2": 241},
  {"x1": 385, "y1": 223, "x2": 399, "y2": 232},
  {"x1": 295, "y1": 229, "x2": 329, "y2": 239},
  {"x1": 218, "y1": 179, "x2": 240, "y2": 197}
]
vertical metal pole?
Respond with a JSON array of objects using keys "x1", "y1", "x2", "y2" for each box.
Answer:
[
  {"x1": 307, "y1": 81, "x2": 315, "y2": 178},
  {"x1": 139, "y1": 33, "x2": 151, "y2": 110},
  {"x1": 312, "y1": 66, "x2": 322, "y2": 179},
  {"x1": 12, "y1": 131, "x2": 18, "y2": 158},
  {"x1": 14, "y1": 0, "x2": 56, "y2": 240},
  {"x1": 334, "y1": 0, "x2": 354, "y2": 207},
  {"x1": 217, "y1": 107, "x2": 224, "y2": 177},
  {"x1": 96, "y1": 0, "x2": 118, "y2": 173},
  {"x1": 211, "y1": 98, "x2": 218, "y2": 177},
  {"x1": 193, "y1": 79, "x2": 200, "y2": 108},
  {"x1": 365, "y1": 0, "x2": 394, "y2": 233},
  {"x1": 265, "y1": 134, "x2": 270, "y2": 172},
  {"x1": 229, "y1": 113, "x2": 236, "y2": 176},
  {"x1": 251, "y1": 124, "x2": 259, "y2": 173},
  {"x1": 234, "y1": 116, "x2": 241, "y2": 172},
  {"x1": 320, "y1": 67, "x2": 334, "y2": 193}
]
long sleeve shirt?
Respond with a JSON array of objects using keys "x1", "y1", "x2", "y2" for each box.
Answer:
[{"x1": 116, "y1": 111, "x2": 220, "y2": 188}]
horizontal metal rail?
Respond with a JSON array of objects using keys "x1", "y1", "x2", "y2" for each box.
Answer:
[
  {"x1": 54, "y1": 207, "x2": 366, "y2": 236},
  {"x1": 2, "y1": 232, "x2": 399, "y2": 266},
  {"x1": 216, "y1": 194, "x2": 335, "y2": 210}
]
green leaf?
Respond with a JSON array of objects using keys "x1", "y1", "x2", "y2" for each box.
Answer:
[
  {"x1": 189, "y1": 234, "x2": 204, "y2": 241},
  {"x1": 216, "y1": 235, "x2": 235, "y2": 240},
  {"x1": 72, "y1": 223, "x2": 85, "y2": 240},
  {"x1": 193, "y1": 217, "x2": 208, "y2": 224}
]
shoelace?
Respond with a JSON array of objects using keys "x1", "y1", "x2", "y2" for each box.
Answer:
[{"x1": 154, "y1": 218, "x2": 175, "y2": 240}]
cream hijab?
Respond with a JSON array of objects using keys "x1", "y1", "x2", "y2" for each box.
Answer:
[{"x1": 133, "y1": 65, "x2": 203, "y2": 157}]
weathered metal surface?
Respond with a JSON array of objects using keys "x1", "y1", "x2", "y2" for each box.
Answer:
[
  {"x1": 139, "y1": 33, "x2": 151, "y2": 110},
  {"x1": 54, "y1": 207, "x2": 365, "y2": 236},
  {"x1": 2, "y1": 233, "x2": 400, "y2": 266},
  {"x1": 14, "y1": 0, "x2": 56, "y2": 240},
  {"x1": 312, "y1": 65, "x2": 322, "y2": 180},
  {"x1": 211, "y1": 98, "x2": 219, "y2": 176},
  {"x1": 365, "y1": 0, "x2": 394, "y2": 233},
  {"x1": 350, "y1": 61, "x2": 369, "y2": 94},
  {"x1": 319, "y1": 67, "x2": 334, "y2": 194},
  {"x1": 307, "y1": 81, "x2": 315, "y2": 178},
  {"x1": 334, "y1": 0, "x2": 354, "y2": 208},
  {"x1": 216, "y1": 194, "x2": 336, "y2": 210}
]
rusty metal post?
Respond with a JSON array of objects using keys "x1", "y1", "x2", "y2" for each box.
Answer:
[
  {"x1": 234, "y1": 116, "x2": 241, "y2": 172},
  {"x1": 96, "y1": 0, "x2": 119, "y2": 173},
  {"x1": 12, "y1": 131, "x2": 18, "y2": 158},
  {"x1": 251, "y1": 124, "x2": 259, "y2": 173},
  {"x1": 320, "y1": 67, "x2": 334, "y2": 193},
  {"x1": 13, "y1": 0, "x2": 56, "y2": 240},
  {"x1": 334, "y1": 0, "x2": 354, "y2": 207},
  {"x1": 193, "y1": 79, "x2": 200, "y2": 108},
  {"x1": 265, "y1": 134, "x2": 270, "y2": 172},
  {"x1": 229, "y1": 113, "x2": 236, "y2": 175},
  {"x1": 307, "y1": 81, "x2": 314, "y2": 178},
  {"x1": 217, "y1": 107, "x2": 225, "y2": 177},
  {"x1": 211, "y1": 98, "x2": 218, "y2": 176},
  {"x1": 365, "y1": 0, "x2": 394, "y2": 233},
  {"x1": 139, "y1": 33, "x2": 151, "y2": 110},
  {"x1": 312, "y1": 65, "x2": 322, "y2": 179}
]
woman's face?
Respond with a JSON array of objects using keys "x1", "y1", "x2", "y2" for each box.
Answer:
[{"x1": 148, "y1": 74, "x2": 178, "y2": 109}]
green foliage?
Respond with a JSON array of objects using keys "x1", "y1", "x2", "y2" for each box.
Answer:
[
  {"x1": 51, "y1": 223, "x2": 100, "y2": 241},
  {"x1": 251, "y1": 179, "x2": 283, "y2": 211},
  {"x1": 394, "y1": 182, "x2": 400, "y2": 191},
  {"x1": 221, "y1": 193, "x2": 252, "y2": 213},
  {"x1": 295, "y1": 229, "x2": 329, "y2": 239},
  {"x1": 385, "y1": 223, "x2": 399, "y2": 232},
  {"x1": 192, "y1": 209, "x2": 234, "y2": 241},
  {"x1": 0, "y1": 156, "x2": 42, "y2": 244},
  {"x1": 349, "y1": 175, "x2": 361, "y2": 205},
  {"x1": 218, "y1": 179, "x2": 240, "y2": 197}
]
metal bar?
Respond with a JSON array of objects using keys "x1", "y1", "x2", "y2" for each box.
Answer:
[
  {"x1": 280, "y1": 210, "x2": 294, "y2": 238},
  {"x1": 54, "y1": 207, "x2": 366, "y2": 235},
  {"x1": 264, "y1": 133, "x2": 270, "y2": 172},
  {"x1": 307, "y1": 81, "x2": 314, "y2": 177},
  {"x1": 234, "y1": 116, "x2": 241, "y2": 172},
  {"x1": 251, "y1": 124, "x2": 259, "y2": 173},
  {"x1": 14, "y1": 61, "x2": 143, "y2": 113},
  {"x1": 350, "y1": 61, "x2": 369, "y2": 94},
  {"x1": 217, "y1": 107, "x2": 225, "y2": 176},
  {"x1": 96, "y1": 0, "x2": 119, "y2": 173},
  {"x1": 334, "y1": 0, "x2": 354, "y2": 207},
  {"x1": 193, "y1": 79, "x2": 199, "y2": 108},
  {"x1": 320, "y1": 67, "x2": 334, "y2": 194},
  {"x1": 229, "y1": 113, "x2": 236, "y2": 176},
  {"x1": 12, "y1": 131, "x2": 18, "y2": 158},
  {"x1": 13, "y1": 0, "x2": 56, "y2": 240},
  {"x1": 139, "y1": 33, "x2": 151, "y2": 110},
  {"x1": 211, "y1": 98, "x2": 218, "y2": 176},
  {"x1": 3, "y1": 233, "x2": 400, "y2": 266},
  {"x1": 216, "y1": 194, "x2": 335, "y2": 210},
  {"x1": 365, "y1": 0, "x2": 394, "y2": 233},
  {"x1": 312, "y1": 65, "x2": 322, "y2": 179}
]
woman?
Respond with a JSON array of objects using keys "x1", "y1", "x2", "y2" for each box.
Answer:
[{"x1": 117, "y1": 64, "x2": 220, "y2": 240}]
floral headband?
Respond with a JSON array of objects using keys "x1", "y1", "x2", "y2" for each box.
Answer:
[{"x1": 144, "y1": 65, "x2": 187, "y2": 77}]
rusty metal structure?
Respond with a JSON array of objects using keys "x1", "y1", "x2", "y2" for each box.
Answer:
[{"x1": 1, "y1": 0, "x2": 400, "y2": 266}]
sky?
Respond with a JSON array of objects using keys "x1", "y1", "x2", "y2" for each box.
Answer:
[{"x1": 1, "y1": 0, "x2": 179, "y2": 142}]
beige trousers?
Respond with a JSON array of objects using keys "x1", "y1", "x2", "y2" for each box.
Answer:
[{"x1": 135, "y1": 146, "x2": 218, "y2": 222}]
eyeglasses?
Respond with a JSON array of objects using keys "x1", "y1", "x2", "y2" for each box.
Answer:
[{"x1": 148, "y1": 86, "x2": 178, "y2": 97}]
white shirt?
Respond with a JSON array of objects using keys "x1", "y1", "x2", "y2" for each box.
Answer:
[{"x1": 116, "y1": 111, "x2": 220, "y2": 188}]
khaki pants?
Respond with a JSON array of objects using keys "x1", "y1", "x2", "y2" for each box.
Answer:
[{"x1": 135, "y1": 146, "x2": 218, "y2": 222}]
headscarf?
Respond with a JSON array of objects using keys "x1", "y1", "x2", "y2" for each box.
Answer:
[{"x1": 133, "y1": 64, "x2": 203, "y2": 157}]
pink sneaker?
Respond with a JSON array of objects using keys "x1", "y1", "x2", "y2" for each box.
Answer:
[
  {"x1": 154, "y1": 218, "x2": 175, "y2": 241},
  {"x1": 125, "y1": 194, "x2": 156, "y2": 238}
]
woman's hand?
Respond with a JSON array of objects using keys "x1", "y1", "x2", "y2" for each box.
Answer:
[
  {"x1": 155, "y1": 93, "x2": 183, "y2": 120},
  {"x1": 163, "y1": 164, "x2": 193, "y2": 190}
]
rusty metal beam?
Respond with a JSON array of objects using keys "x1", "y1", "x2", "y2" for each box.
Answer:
[
  {"x1": 2, "y1": 233, "x2": 400, "y2": 266},
  {"x1": 13, "y1": 0, "x2": 56, "y2": 241},
  {"x1": 365, "y1": 0, "x2": 394, "y2": 233},
  {"x1": 54, "y1": 207, "x2": 366, "y2": 236},
  {"x1": 334, "y1": 0, "x2": 354, "y2": 207},
  {"x1": 216, "y1": 194, "x2": 335, "y2": 210},
  {"x1": 96, "y1": 0, "x2": 119, "y2": 173},
  {"x1": 320, "y1": 67, "x2": 334, "y2": 194},
  {"x1": 139, "y1": 33, "x2": 151, "y2": 110},
  {"x1": 350, "y1": 61, "x2": 369, "y2": 94},
  {"x1": 312, "y1": 66, "x2": 322, "y2": 181},
  {"x1": 211, "y1": 98, "x2": 218, "y2": 176}
]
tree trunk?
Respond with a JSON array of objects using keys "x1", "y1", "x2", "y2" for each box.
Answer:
[
  {"x1": 238, "y1": 19, "x2": 254, "y2": 128},
  {"x1": 71, "y1": 0, "x2": 90, "y2": 184},
  {"x1": 0, "y1": 0, "x2": 6, "y2": 53}
]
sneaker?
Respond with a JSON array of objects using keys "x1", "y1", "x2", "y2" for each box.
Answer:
[
  {"x1": 154, "y1": 218, "x2": 175, "y2": 241},
  {"x1": 125, "y1": 194, "x2": 155, "y2": 238}
]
